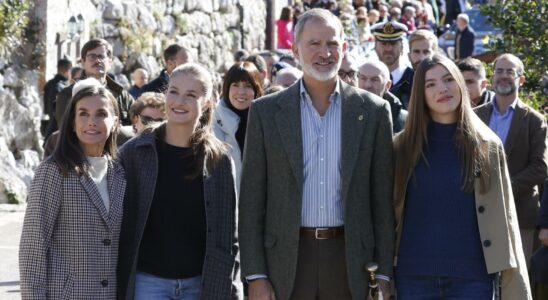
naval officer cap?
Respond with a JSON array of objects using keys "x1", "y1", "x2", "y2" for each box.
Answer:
[{"x1": 371, "y1": 21, "x2": 408, "y2": 42}]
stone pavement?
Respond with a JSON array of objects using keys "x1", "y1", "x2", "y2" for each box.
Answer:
[{"x1": 0, "y1": 204, "x2": 25, "y2": 300}]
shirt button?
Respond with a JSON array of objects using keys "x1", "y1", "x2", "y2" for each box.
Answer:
[
  {"x1": 478, "y1": 206, "x2": 485, "y2": 213},
  {"x1": 320, "y1": 206, "x2": 324, "y2": 209},
  {"x1": 320, "y1": 182, "x2": 324, "y2": 185},
  {"x1": 320, "y1": 135, "x2": 324, "y2": 138},
  {"x1": 101, "y1": 279, "x2": 108, "y2": 287},
  {"x1": 102, "y1": 239, "x2": 111, "y2": 246},
  {"x1": 320, "y1": 158, "x2": 324, "y2": 161},
  {"x1": 483, "y1": 240, "x2": 491, "y2": 247}
]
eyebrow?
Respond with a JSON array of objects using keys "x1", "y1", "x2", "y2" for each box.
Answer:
[{"x1": 425, "y1": 71, "x2": 451, "y2": 82}]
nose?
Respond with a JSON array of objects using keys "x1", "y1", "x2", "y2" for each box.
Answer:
[{"x1": 318, "y1": 44, "x2": 331, "y2": 58}]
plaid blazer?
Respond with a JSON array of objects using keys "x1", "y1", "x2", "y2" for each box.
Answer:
[
  {"x1": 117, "y1": 125, "x2": 241, "y2": 300},
  {"x1": 19, "y1": 157, "x2": 126, "y2": 299}
]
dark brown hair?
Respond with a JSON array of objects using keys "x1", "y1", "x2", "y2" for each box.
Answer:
[
  {"x1": 393, "y1": 54, "x2": 491, "y2": 202},
  {"x1": 81, "y1": 39, "x2": 112, "y2": 60},
  {"x1": 280, "y1": 6, "x2": 293, "y2": 21},
  {"x1": 222, "y1": 62, "x2": 263, "y2": 103},
  {"x1": 53, "y1": 85, "x2": 120, "y2": 176}
]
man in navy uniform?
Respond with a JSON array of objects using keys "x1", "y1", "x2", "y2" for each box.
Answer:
[{"x1": 371, "y1": 21, "x2": 414, "y2": 109}]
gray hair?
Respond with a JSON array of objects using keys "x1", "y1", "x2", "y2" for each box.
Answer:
[
  {"x1": 457, "y1": 13, "x2": 469, "y2": 24},
  {"x1": 493, "y1": 53, "x2": 525, "y2": 75},
  {"x1": 170, "y1": 63, "x2": 213, "y2": 100},
  {"x1": 359, "y1": 59, "x2": 391, "y2": 82},
  {"x1": 294, "y1": 8, "x2": 344, "y2": 44}
]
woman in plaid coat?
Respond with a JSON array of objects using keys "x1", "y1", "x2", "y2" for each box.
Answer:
[
  {"x1": 117, "y1": 63, "x2": 241, "y2": 299},
  {"x1": 19, "y1": 79, "x2": 126, "y2": 299}
]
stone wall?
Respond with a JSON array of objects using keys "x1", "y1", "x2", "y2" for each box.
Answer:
[{"x1": 0, "y1": 0, "x2": 266, "y2": 204}]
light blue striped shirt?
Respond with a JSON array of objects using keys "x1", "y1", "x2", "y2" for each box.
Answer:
[
  {"x1": 300, "y1": 79, "x2": 343, "y2": 227},
  {"x1": 488, "y1": 97, "x2": 517, "y2": 145}
]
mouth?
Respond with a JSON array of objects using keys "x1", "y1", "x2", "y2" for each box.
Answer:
[
  {"x1": 171, "y1": 108, "x2": 188, "y2": 114},
  {"x1": 84, "y1": 130, "x2": 101, "y2": 135},
  {"x1": 233, "y1": 97, "x2": 249, "y2": 103},
  {"x1": 314, "y1": 60, "x2": 335, "y2": 68},
  {"x1": 436, "y1": 95, "x2": 452, "y2": 103}
]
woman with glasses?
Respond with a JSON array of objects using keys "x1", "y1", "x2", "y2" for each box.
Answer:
[
  {"x1": 212, "y1": 61, "x2": 263, "y2": 190},
  {"x1": 127, "y1": 92, "x2": 166, "y2": 134},
  {"x1": 393, "y1": 54, "x2": 531, "y2": 299}
]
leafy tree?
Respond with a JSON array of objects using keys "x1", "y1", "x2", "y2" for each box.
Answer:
[
  {"x1": 480, "y1": 0, "x2": 547, "y2": 112},
  {"x1": 0, "y1": 0, "x2": 31, "y2": 57}
]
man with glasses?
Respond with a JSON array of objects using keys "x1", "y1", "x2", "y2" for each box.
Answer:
[
  {"x1": 54, "y1": 39, "x2": 134, "y2": 126},
  {"x1": 475, "y1": 53, "x2": 548, "y2": 267},
  {"x1": 338, "y1": 53, "x2": 359, "y2": 87},
  {"x1": 358, "y1": 60, "x2": 407, "y2": 133},
  {"x1": 371, "y1": 21, "x2": 413, "y2": 109}
]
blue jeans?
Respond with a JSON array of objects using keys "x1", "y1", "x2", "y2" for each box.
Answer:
[
  {"x1": 395, "y1": 275, "x2": 494, "y2": 300},
  {"x1": 134, "y1": 271, "x2": 202, "y2": 300}
]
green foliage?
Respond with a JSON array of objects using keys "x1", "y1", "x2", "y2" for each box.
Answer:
[
  {"x1": 5, "y1": 187, "x2": 21, "y2": 204},
  {"x1": 116, "y1": 18, "x2": 153, "y2": 57},
  {"x1": 173, "y1": 13, "x2": 188, "y2": 34},
  {"x1": 480, "y1": 0, "x2": 548, "y2": 112},
  {"x1": 0, "y1": 0, "x2": 31, "y2": 57}
]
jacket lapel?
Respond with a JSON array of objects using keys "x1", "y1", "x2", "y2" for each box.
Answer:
[
  {"x1": 274, "y1": 84, "x2": 304, "y2": 192},
  {"x1": 106, "y1": 160, "x2": 126, "y2": 228},
  {"x1": 475, "y1": 102, "x2": 493, "y2": 125},
  {"x1": 504, "y1": 101, "x2": 527, "y2": 156},
  {"x1": 80, "y1": 172, "x2": 110, "y2": 226},
  {"x1": 340, "y1": 82, "x2": 367, "y2": 206}
]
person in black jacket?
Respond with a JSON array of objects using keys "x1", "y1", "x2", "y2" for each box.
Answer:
[
  {"x1": 42, "y1": 58, "x2": 72, "y2": 141},
  {"x1": 457, "y1": 57, "x2": 495, "y2": 107},
  {"x1": 455, "y1": 13, "x2": 475, "y2": 60},
  {"x1": 137, "y1": 44, "x2": 192, "y2": 98}
]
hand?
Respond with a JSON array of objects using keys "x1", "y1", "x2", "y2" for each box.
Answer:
[
  {"x1": 539, "y1": 228, "x2": 548, "y2": 246},
  {"x1": 248, "y1": 278, "x2": 276, "y2": 300},
  {"x1": 378, "y1": 279, "x2": 392, "y2": 300}
]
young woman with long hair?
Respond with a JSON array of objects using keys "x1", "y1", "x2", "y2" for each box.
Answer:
[
  {"x1": 117, "y1": 63, "x2": 241, "y2": 299},
  {"x1": 212, "y1": 61, "x2": 263, "y2": 190},
  {"x1": 393, "y1": 54, "x2": 531, "y2": 299},
  {"x1": 20, "y1": 78, "x2": 125, "y2": 299}
]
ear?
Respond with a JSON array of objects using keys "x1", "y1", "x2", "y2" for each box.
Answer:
[
  {"x1": 480, "y1": 78, "x2": 488, "y2": 90},
  {"x1": 518, "y1": 75, "x2": 526, "y2": 86},
  {"x1": 202, "y1": 98, "x2": 212, "y2": 112},
  {"x1": 386, "y1": 79, "x2": 393, "y2": 91},
  {"x1": 292, "y1": 43, "x2": 300, "y2": 63},
  {"x1": 342, "y1": 40, "x2": 348, "y2": 53}
]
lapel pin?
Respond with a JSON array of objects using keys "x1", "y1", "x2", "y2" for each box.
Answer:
[{"x1": 358, "y1": 115, "x2": 363, "y2": 121}]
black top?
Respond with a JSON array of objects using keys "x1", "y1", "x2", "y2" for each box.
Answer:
[
  {"x1": 139, "y1": 69, "x2": 169, "y2": 98},
  {"x1": 224, "y1": 98, "x2": 249, "y2": 156},
  {"x1": 137, "y1": 141, "x2": 206, "y2": 279}
]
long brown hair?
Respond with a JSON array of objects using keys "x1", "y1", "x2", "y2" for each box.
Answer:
[
  {"x1": 53, "y1": 83, "x2": 120, "y2": 176},
  {"x1": 166, "y1": 63, "x2": 226, "y2": 178},
  {"x1": 393, "y1": 54, "x2": 491, "y2": 202}
]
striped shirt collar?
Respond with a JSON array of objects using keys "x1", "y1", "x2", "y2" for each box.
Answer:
[{"x1": 299, "y1": 78, "x2": 341, "y2": 104}]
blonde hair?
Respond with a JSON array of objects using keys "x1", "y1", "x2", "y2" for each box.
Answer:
[{"x1": 167, "y1": 63, "x2": 226, "y2": 178}]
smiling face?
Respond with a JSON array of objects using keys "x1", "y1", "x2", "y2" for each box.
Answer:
[
  {"x1": 228, "y1": 80, "x2": 256, "y2": 110},
  {"x1": 82, "y1": 45, "x2": 111, "y2": 79},
  {"x1": 492, "y1": 57, "x2": 525, "y2": 97},
  {"x1": 165, "y1": 73, "x2": 209, "y2": 127},
  {"x1": 293, "y1": 18, "x2": 346, "y2": 83},
  {"x1": 74, "y1": 95, "x2": 118, "y2": 156},
  {"x1": 424, "y1": 64, "x2": 461, "y2": 123}
]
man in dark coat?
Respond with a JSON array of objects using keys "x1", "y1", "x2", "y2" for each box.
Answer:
[
  {"x1": 54, "y1": 39, "x2": 134, "y2": 126},
  {"x1": 138, "y1": 44, "x2": 192, "y2": 97},
  {"x1": 358, "y1": 60, "x2": 407, "y2": 134},
  {"x1": 455, "y1": 13, "x2": 475, "y2": 60},
  {"x1": 42, "y1": 58, "x2": 72, "y2": 141}
]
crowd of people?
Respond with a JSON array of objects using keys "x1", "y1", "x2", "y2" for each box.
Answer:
[{"x1": 20, "y1": 2, "x2": 548, "y2": 300}]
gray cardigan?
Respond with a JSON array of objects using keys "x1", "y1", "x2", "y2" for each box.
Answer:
[{"x1": 116, "y1": 125, "x2": 242, "y2": 299}]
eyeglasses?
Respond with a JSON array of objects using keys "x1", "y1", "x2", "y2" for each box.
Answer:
[
  {"x1": 494, "y1": 68, "x2": 521, "y2": 77},
  {"x1": 85, "y1": 53, "x2": 109, "y2": 61},
  {"x1": 140, "y1": 115, "x2": 165, "y2": 125},
  {"x1": 338, "y1": 70, "x2": 358, "y2": 79}
]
